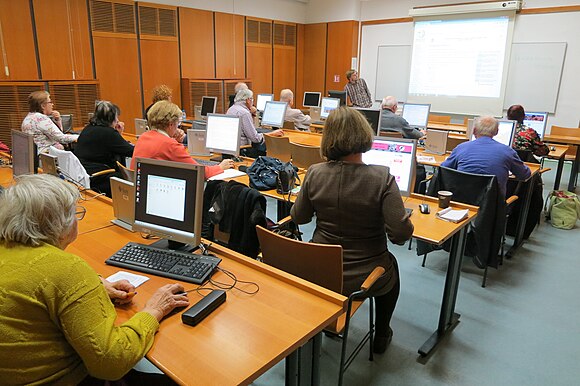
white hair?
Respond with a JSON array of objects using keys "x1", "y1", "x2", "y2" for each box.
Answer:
[
  {"x1": 474, "y1": 116, "x2": 499, "y2": 138},
  {"x1": 234, "y1": 82, "x2": 248, "y2": 94},
  {"x1": 0, "y1": 174, "x2": 79, "y2": 247},
  {"x1": 280, "y1": 89, "x2": 293, "y2": 103},
  {"x1": 380, "y1": 96, "x2": 397, "y2": 110},
  {"x1": 234, "y1": 88, "x2": 253, "y2": 103}
]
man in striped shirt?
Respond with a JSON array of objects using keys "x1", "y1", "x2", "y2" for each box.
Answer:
[{"x1": 344, "y1": 69, "x2": 372, "y2": 108}]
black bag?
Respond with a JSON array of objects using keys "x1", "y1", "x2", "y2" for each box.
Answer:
[{"x1": 247, "y1": 156, "x2": 298, "y2": 193}]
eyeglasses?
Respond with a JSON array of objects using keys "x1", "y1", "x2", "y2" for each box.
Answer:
[{"x1": 75, "y1": 206, "x2": 86, "y2": 221}]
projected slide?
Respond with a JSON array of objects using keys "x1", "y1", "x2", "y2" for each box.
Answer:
[{"x1": 409, "y1": 17, "x2": 509, "y2": 98}]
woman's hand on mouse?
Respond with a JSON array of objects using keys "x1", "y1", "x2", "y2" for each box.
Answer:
[
  {"x1": 142, "y1": 283, "x2": 190, "y2": 322},
  {"x1": 219, "y1": 159, "x2": 235, "y2": 170}
]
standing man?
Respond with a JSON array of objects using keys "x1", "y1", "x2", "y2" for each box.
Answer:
[
  {"x1": 280, "y1": 89, "x2": 311, "y2": 131},
  {"x1": 344, "y1": 69, "x2": 372, "y2": 108},
  {"x1": 379, "y1": 96, "x2": 424, "y2": 139}
]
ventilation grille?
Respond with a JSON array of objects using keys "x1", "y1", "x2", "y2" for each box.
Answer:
[
  {"x1": 48, "y1": 82, "x2": 101, "y2": 128},
  {"x1": 274, "y1": 23, "x2": 296, "y2": 47},
  {"x1": 138, "y1": 5, "x2": 177, "y2": 37},
  {"x1": 188, "y1": 81, "x2": 224, "y2": 114},
  {"x1": 0, "y1": 83, "x2": 45, "y2": 149},
  {"x1": 224, "y1": 80, "x2": 253, "y2": 98},
  {"x1": 90, "y1": 0, "x2": 136, "y2": 34},
  {"x1": 247, "y1": 19, "x2": 272, "y2": 45}
]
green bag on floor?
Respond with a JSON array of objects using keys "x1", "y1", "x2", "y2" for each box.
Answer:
[{"x1": 545, "y1": 190, "x2": 580, "y2": 230}]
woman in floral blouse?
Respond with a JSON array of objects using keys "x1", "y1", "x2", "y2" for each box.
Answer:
[
  {"x1": 21, "y1": 91, "x2": 78, "y2": 154},
  {"x1": 508, "y1": 104, "x2": 549, "y2": 157}
]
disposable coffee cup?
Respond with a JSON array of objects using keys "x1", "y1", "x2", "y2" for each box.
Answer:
[{"x1": 438, "y1": 190, "x2": 453, "y2": 209}]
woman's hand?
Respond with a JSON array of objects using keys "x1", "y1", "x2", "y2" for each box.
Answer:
[
  {"x1": 173, "y1": 128, "x2": 186, "y2": 143},
  {"x1": 219, "y1": 159, "x2": 235, "y2": 171},
  {"x1": 100, "y1": 277, "x2": 136, "y2": 305},
  {"x1": 51, "y1": 110, "x2": 61, "y2": 121},
  {"x1": 142, "y1": 283, "x2": 190, "y2": 322},
  {"x1": 115, "y1": 121, "x2": 125, "y2": 134}
]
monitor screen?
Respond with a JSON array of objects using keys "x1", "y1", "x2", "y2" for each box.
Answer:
[
  {"x1": 261, "y1": 101, "x2": 288, "y2": 128},
  {"x1": 205, "y1": 114, "x2": 241, "y2": 156},
  {"x1": 470, "y1": 120, "x2": 516, "y2": 146},
  {"x1": 256, "y1": 94, "x2": 274, "y2": 111},
  {"x1": 11, "y1": 130, "x2": 36, "y2": 176},
  {"x1": 134, "y1": 118, "x2": 148, "y2": 136},
  {"x1": 362, "y1": 137, "x2": 417, "y2": 196},
  {"x1": 328, "y1": 90, "x2": 347, "y2": 106},
  {"x1": 133, "y1": 158, "x2": 204, "y2": 249},
  {"x1": 303, "y1": 92, "x2": 321, "y2": 108},
  {"x1": 201, "y1": 96, "x2": 217, "y2": 117},
  {"x1": 320, "y1": 97, "x2": 340, "y2": 119},
  {"x1": 354, "y1": 108, "x2": 381, "y2": 135},
  {"x1": 523, "y1": 112, "x2": 548, "y2": 139},
  {"x1": 402, "y1": 103, "x2": 430, "y2": 128}
]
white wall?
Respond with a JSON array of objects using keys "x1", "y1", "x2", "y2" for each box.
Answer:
[
  {"x1": 305, "y1": 0, "x2": 361, "y2": 23},
  {"x1": 134, "y1": 0, "x2": 308, "y2": 23},
  {"x1": 360, "y1": 7, "x2": 580, "y2": 128}
]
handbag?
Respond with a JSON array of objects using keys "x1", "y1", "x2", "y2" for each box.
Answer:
[
  {"x1": 247, "y1": 156, "x2": 298, "y2": 193},
  {"x1": 545, "y1": 190, "x2": 580, "y2": 230}
]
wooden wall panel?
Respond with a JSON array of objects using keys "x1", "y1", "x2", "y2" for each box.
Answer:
[
  {"x1": 140, "y1": 39, "x2": 180, "y2": 110},
  {"x1": 247, "y1": 46, "x2": 272, "y2": 96},
  {"x1": 93, "y1": 36, "x2": 141, "y2": 133},
  {"x1": 326, "y1": 21, "x2": 358, "y2": 96},
  {"x1": 215, "y1": 12, "x2": 245, "y2": 79},
  {"x1": 0, "y1": 0, "x2": 38, "y2": 80},
  {"x1": 295, "y1": 24, "x2": 305, "y2": 109},
  {"x1": 273, "y1": 47, "x2": 295, "y2": 100},
  {"x1": 34, "y1": 0, "x2": 93, "y2": 80},
  {"x1": 179, "y1": 8, "x2": 215, "y2": 79},
  {"x1": 303, "y1": 23, "x2": 327, "y2": 103}
]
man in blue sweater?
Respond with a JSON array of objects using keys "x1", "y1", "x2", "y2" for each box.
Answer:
[{"x1": 442, "y1": 116, "x2": 531, "y2": 196}]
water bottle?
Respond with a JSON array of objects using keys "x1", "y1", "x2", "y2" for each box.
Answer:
[{"x1": 182, "y1": 109, "x2": 187, "y2": 120}]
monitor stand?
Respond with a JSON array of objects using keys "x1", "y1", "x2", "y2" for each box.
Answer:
[{"x1": 150, "y1": 239, "x2": 199, "y2": 253}]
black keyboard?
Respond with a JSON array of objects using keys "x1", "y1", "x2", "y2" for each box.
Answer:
[
  {"x1": 193, "y1": 158, "x2": 219, "y2": 166},
  {"x1": 106, "y1": 242, "x2": 221, "y2": 284}
]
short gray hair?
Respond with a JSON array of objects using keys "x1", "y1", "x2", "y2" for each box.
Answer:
[
  {"x1": 380, "y1": 96, "x2": 397, "y2": 110},
  {"x1": 0, "y1": 174, "x2": 79, "y2": 247},
  {"x1": 234, "y1": 82, "x2": 248, "y2": 94},
  {"x1": 474, "y1": 116, "x2": 499, "y2": 138},
  {"x1": 280, "y1": 89, "x2": 293, "y2": 102},
  {"x1": 234, "y1": 88, "x2": 253, "y2": 103}
]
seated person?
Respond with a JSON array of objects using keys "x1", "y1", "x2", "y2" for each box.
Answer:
[
  {"x1": 21, "y1": 91, "x2": 78, "y2": 153},
  {"x1": 226, "y1": 88, "x2": 283, "y2": 157},
  {"x1": 144, "y1": 85, "x2": 186, "y2": 144},
  {"x1": 74, "y1": 100, "x2": 134, "y2": 196},
  {"x1": 379, "y1": 96, "x2": 424, "y2": 139},
  {"x1": 131, "y1": 100, "x2": 233, "y2": 177},
  {"x1": 228, "y1": 82, "x2": 257, "y2": 118},
  {"x1": 507, "y1": 104, "x2": 549, "y2": 157},
  {"x1": 442, "y1": 116, "x2": 531, "y2": 196},
  {"x1": 0, "y1": 174, "x2": 189, "y2": 384},
  {"x1": 280, "y1": 89, "x2": 311, "y2": 131},
  {"x1": 291, "y1": 107, "x2": 413, "y2": 353}
]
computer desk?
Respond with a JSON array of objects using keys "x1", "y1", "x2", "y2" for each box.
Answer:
[
  {"x1": 543, "y1": 134, "x2": 580, "y2": 191},
  {"x1": 67, "y1": 224, "x2": 346, "y2": 386},
  {"x1": 427, "y1": 122, "x2": 467, "y2": 133}
]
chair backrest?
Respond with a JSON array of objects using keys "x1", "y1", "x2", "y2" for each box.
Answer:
[
  {"x1": 515, "y1": 149, "x2": 536, "y2": 163},
  {"x1": 256, "y1": 225, "x2": 343, "y2": 293},
  {"x1": 550, "y1": 125, "x2": 579, "y2": 137},
  {"x1": 264, "y1": 135, "x2": 291, "y2": 163},
  {"x1": 116, "y1": 160, "x2": 135, "y2": 183},
  {"x1": 290, "y1": 142, "x2": 324, "y2": 169},
  {"x1": 378, "y1": 130, "x2": 403, "y2": 138},
  {"x1": 429, "y1": 114, "x2": 451, "y2": 124},
  {"x1": 48, "y1": 146, "x2": 90, "y2": 188},
  {"x1": 283, "y1": 120, "x2": 295, "y2": 130},
  {"x1": 60, "y1": 114, "x2": 73, "y2": 133}
]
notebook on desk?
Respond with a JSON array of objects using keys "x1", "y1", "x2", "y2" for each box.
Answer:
[{"x1": 110, "y1": 177, "x2": 135, "y2": 231}]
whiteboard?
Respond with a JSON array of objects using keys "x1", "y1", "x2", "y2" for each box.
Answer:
[
  {"x1": 504, "y1": 42, "x2": 566, "y2": 113},
  {"x1": 374, "y1": 45, "x2": 411, "y2": 102}
]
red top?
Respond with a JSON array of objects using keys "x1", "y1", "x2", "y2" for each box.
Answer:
[{"x1": 130, "y1": 130, "x2": 223, "y2": 179}]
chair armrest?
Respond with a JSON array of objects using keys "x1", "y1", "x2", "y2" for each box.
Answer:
[
  {"x1": 0, "y1": 151, "x2": 11, "y2": 160},
  {"x1": 506, "y1": 195, "x2": 518, "y2": 206},
  {"x1": 276, "y1": 215, "x2": 293, "y2": 226},
  {"x1": 360, "y1": 266, "x2": 386, "y2": 292},
  {"x1": 539, "y1": 168, "x2": 551, "y2": 174},
  {"x1": 240, "y1": 144, "x2": 252, "y2": 150},
  {"x1": 91, "y1": 168, "x2": 116, "y2": 177}
]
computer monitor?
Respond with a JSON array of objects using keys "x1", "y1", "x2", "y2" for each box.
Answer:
[
  {"x1": 256, "y1": 94, "x2": 274, "y2": 112},
  {"x1": 201, "y1": 96, "x2": 217, "y2": 117},
  {"x1": 135, "y1": 118, "x2": 148, "y2": 136},
  {"x1": 362, "y1": 137, "x2": 417, "y2": 196},
  {"x1": 205, "y1": 113, "x2": 241, "y2": 158},
  {"x1": 402, "y1": 103, "x2": 430, "y2": 129},
  {"x1": 328, "y1": 90, "x2": 347, "y2": 106},
  {"x1": 261, "y1": 101, "x2": 288, "y2": 128},
  {"x1": 354, "y1": 108, "x2": 381, "y2": 135},
  {"x1": 523, "y1": 112, "x2": 548, "y2": 139},
  {"x1": 470, "y1": 120, "x2": 516, "y2": 147},
  {"x1": 466, "y1": 118, "x2": 475, "y2": 139},
  {"x1": 303, "y1": 92, "x2": 321, "y2": 108},
  {"x1": 320, "y1": 97, "x2": 340, "y2": 119},
  {"x1": 133, "y1": 158, "x2": 204, "y2": 251},
  {"x1": 11, "y1": 130, "x2": 37, "y2": 176}
]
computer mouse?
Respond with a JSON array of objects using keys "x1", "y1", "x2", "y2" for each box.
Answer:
[
  {"x1": 419, "y1": 203, "x2": 430, "y2": 214},
  {"x1": 238, "y1": 165, "x2": 248, "y2": 173},
  {"x1": 550, "y1": 146, "x2": 556, "y2": 151}
]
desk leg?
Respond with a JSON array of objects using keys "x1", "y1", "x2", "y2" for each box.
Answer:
[
  {"x1": 506, "y1": 175, "x2": 535, "y2": 258},
  {"x1": 553, "y1": 156, "x2": 565, "y2": 191},
  {"x1": 567, "y1": 146, "x2": 580, "y2": 192},
  {"x1": 285, "y1": 349, "x2": 299, "y2": 386},
  {"x1": 285, "y1": 334, "x2": 321, "y2": 386},
  {"x1": 419, "y1": 226, "x2": 466, "y2": 357}
]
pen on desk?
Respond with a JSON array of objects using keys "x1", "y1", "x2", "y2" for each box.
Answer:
[{"x1": 126, "y1": 291, "x2": 137, "y2": 297}]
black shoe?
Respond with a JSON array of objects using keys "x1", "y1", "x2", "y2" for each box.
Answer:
[{"x1": 373, "y1": 327, "x2": 393, "y2": 354}]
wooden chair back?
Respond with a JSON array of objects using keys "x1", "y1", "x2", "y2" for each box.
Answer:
[
  {"x1": 290, "y1": 142, "x2": 324, "y2": 169},
  {"x1": 550, "y1": 125, "x2": 579, "y2": 158},
  {"x1": 264, "y1": 135, "x2": 291, "y2": 163},
  {"x1": 429, "y1": 114, "x2": 451, "y2": 124},
  {"x1": 116, "y1": 160, "x2": 135, "y2": 183}
]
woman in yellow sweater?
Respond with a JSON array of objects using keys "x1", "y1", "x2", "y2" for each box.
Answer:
[{"x1": 0, "y1": 174, "x2": 190, "y2": 385}]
